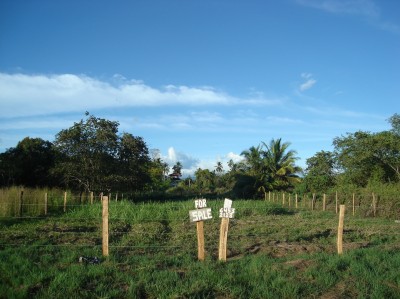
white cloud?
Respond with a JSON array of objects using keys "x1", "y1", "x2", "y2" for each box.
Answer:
[
  {"x1": 160, "y1": 147, "x2": 245, "y2": 177},
  {"x1": 296, "y1": 0, "x2": 400, "y2": 34},
  {"x1": 266, "y1": 116, "x2": 304, "y2": 124},
  {"x1": 162, "y1": 147, "x2": 199, "y2": 175},
  {"x1": 0, "y1": 72, "x2": 282, "y2": 118},
  {"x1": 226, "y1": 152, "x2": 244, "y2": 164},
  {"x1": 299, "y1": 73, "x2": 317, "y2": 91},
  {"x1": 296, "y1": 0, "x2": 380, "y2": 17}
]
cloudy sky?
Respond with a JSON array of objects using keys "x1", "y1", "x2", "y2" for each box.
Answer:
[{"x1": 0, "y1": 0, "x2": 399, "y2": 176}]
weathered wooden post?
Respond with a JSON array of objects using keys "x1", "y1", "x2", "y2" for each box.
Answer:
[
  {"x1": 189, "y1": 199, "x2": 212, "y2": 261},
  {"x1": 323, "y1": 193, "x2": 326, "y2": 211},
  {"x1": 352, "y1": 193, "x2": 355, "y2": 216},
  {"x1": 102, "y1": 196, "x2": 109, "y2": 257},
  {"x1": 337, "y1": 205, "x2": 345, "y2": 255},
  {"x1": 90, "y1": 191, "x2": 94, "y2": 205},
  {"x1": 44, "y1": 192, "x2": 48, "y2": 216},
  {"x1": 295, "y1": 193, "x2": 298, "y2": 209},
  {"x1": 335, "y1": 191, "x2": 338, "y2": 214},
  {"x1": 218, "y1": 199, "x2": 235, "y2": 262},
  {"x1": 63, "y1": 191, "x2": 67, "y2": 213},
  {"x1": 19, "y1": 190, "x2": 24, "y2": 217},
  {"x1": 372, "y1": 193, "x2": 376, "y2": 217},
  {"x1": 312, "y1": 193, "x2": 315, "y2": 211}
]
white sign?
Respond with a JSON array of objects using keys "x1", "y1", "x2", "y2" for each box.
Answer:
[
  {"x1": 223, "y1": 198, "x2": 232, "y2": 209},
  {"x1": 189, "y1": 208, "x2": 213, "y2": 222},
  {"x1": 195, "y1": 199, "x2": 207, "y2": 209},
  {"x1": 219, "y1": 207, "x2": 235, "y2": 218},
  {"x1": 219, "y1": 198, "x2": 235, "y2": 218}
]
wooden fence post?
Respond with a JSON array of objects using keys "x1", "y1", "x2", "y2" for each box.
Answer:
[
  {"x1": 282, "y1": 192, "x2": 285, "y2": 206},
  {"x1": 335, "y1": 191, "x2": 338, "y2": 214},
  {"x1": 44, "y1": 192, "x2": 48, "y2": 216},
  {"x1": 337, "y1": 205, "x2": 345, "y2": 255},
  {"x1": 218, "y1": 218, "x2": 229, "y2": 261},
  {"x1": 196, "y1": 221, "x2": 205, "y2": 261},
  {"x1": 352, "y1": 193, "x2": 355, "y2": 216},
  {"x1": 102, "y1": 196, "x2": 109, "y2": 257},
  {"x1": 288, "y1": 194, "x2": 291, "y2": 207},
  {"x1": 323, "y1": 193, "x2": 326, "y2": 211},
  {"x1": 218, "y1": 199, "x2": 235, "y2": 262},
  {"x1": 63, "y1": 191, "x2": 67, "y2": 212},
  {"x1": 312, "y1": 193, "x2": 315, "y2": 211},
  {"x1": 372, "y1": 193, "x2": 376, "y2": 217},
  {"x1": 295, "y1": 193, "x2": 298, "y2": 209},
  {"x1": 90, "y1": 192, "x2": 94, "y2": 204},
  {"x1": 19, "y1": 190, "x2": 24, "y2": 217},
  {"x1": 190, "y1": 199, "x2": 212, "y2": 261},
  {"x1": 268, "y1": 191, "x2": 271, "y2": 201}
]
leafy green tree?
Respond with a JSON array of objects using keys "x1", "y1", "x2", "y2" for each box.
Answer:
[
  {"x1": 148, "y1": 156, "x2": 170, "y2": 191},
  {"x1": 53, "y1": 113, "x2": 119, "y2": 192},
  {"x1": 333, "y1": 126, "x2": 400, "y2": 186},
  {"x1": 388, "y1": 113, "x2": 400, "y2": 135},
  {"x1": 0, "y1": 137, "x2": 55, "y2": 187},
  {"x1": 303, "y1": 151, "x2": 336, "y2": 192},
  {"x1": 117, "y1": 133, "x2": 151, "y2": 191},
  {"x1": 194, "y1": 168, "x2": 215, "y2": 194}
]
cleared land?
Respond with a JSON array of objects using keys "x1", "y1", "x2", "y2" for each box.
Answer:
[{"x1": 1, "y1": 200, "x2": 400, "y2": 298}]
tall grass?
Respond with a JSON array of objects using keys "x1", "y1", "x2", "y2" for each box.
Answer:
[
  {"x1": 0, "y1": 187, "x2": 93, "y2": 217},
  {"x1": 1, "y1": 198, "x2": 400, "y2": 298}
]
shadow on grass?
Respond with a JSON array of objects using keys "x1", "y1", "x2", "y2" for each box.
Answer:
[{"x1": 268, "y1": 207, "x2": 296, "y2": 215}]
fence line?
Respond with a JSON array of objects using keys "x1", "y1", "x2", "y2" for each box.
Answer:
[{"x1": 1, "y1": 192, "x2": 400, "y2": 260}]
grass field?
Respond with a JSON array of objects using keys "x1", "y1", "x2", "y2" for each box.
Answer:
[{"x1": 1, "y1": 199, "x2": 400, "y2": 298}]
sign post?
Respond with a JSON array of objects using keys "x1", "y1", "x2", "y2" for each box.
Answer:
[
  {"x1": 218, "y1": 199, "x2": 235, "y2": 262},
  {"x1": 189, "y1": 199, "x2": 212, "y2": 261}
]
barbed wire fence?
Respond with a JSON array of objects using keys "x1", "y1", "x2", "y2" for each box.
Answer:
[{"x1": 0, "y1": 190, "x2": 399, "y2": 261}]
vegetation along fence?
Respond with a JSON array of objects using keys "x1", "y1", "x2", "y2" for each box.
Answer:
[
  {"x1": 1, "y1": 187, "x2": 398, "y2": 219},
  {"x1": 1, "y1": 187, "x2": 399, "y2": 262}
]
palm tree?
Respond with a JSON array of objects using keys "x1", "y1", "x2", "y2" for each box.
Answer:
[
  {"x1": 215, "y1": 161, "x2": 224, "y2": 174},
  {"x1": 172, "y1": 161, "x2": 183, "y2": 177},
  {"x1": 261, "y1": 138, "x2": 302, "y2": 191},
  {"x1": 240, "y1": 145, "x2": 263, "y2": 176}
]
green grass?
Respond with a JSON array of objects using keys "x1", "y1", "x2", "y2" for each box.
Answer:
[{"x1": 1, "y1": 199, "x2": 400, "y2": 298}]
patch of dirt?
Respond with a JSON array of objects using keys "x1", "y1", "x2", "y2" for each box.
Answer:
[
  {"x1": 284, "y1": 259, "x2": 314, "y2": 271},
  {"x1": 343, "y1": 241, "x2": 370, "y2": 251},
  {"x1": 319, "y1": 282, "x2": 347, "y2": 299},
  {"x1": 319, "y1": 280, "x2": 359, "y2": 299},
  {"x1": 227, "y1": 240, "x2": 372, "y2": 261}
]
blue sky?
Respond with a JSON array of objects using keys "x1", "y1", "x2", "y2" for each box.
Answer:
[{"x1": 0, "y1": 0, "x2": 399, "y2": 176}]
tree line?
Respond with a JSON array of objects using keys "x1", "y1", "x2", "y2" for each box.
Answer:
[{"x1": 1, "y1": 112, "x2": 399, "y2": 199}]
